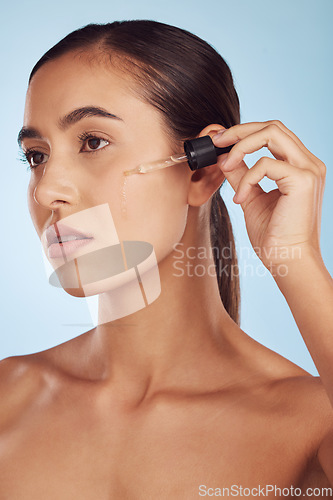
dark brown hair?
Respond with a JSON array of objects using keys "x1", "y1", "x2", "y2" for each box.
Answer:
[{"x1": 29, "y1": 20, "x2": 241, "y2": 325}]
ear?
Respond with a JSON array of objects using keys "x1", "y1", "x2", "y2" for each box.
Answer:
[{"x1": 187, "y1": 124, "x2": 227, "y2": 207}]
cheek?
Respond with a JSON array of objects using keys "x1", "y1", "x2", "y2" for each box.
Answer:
[
  {"x1": 115, "y1": 170, "x2": 189, "y2": 262},
  {"x1": 90, "y1": 168, "x2": 189, "y2": 262}
]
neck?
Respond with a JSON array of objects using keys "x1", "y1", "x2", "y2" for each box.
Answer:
[{"x1": 85, "y1": 209, "x2": 243, "y2": 404}]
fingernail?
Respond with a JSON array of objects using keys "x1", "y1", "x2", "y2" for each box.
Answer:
[
  {"x1": 212, "y1": 129, "x2": 226, "y2": 142},
  {"x1": 220, "y1": 157, "x2": 229, "y2": 168}
]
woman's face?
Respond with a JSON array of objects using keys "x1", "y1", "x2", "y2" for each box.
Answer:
[{"x1": 22, "y1": 51, "x2": 191, "y2": 290}]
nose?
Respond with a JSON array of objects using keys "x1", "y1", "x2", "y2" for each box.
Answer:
[{"x1": 33, "y1": 157, "x2": 80, "y2": 210}]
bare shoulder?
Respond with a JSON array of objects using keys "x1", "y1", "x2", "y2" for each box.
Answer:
[
  {"x1": 0, "y1": 354, "x2": 48, "y2": 429},
  {"x1": 242, "y1": 340, "x2": 333, "y2": 485},
  {"x1": 240, "y1": 334, "x2": 332, "y2": 445},
  {"x1": 0, "y1": 337, "x2": 80, "y2": 419},
  {"x1": 260, "y1": 343, "x2": 333, "y2": 475},
  {"x1": 0, "y1": 354, "x2": 45, "y2": 391},
  {"x1": 0, "y1": 331, "x2": 97, "y2": 431},
  {"x1": 252, "y1": 339, "x2": 333, "y2": 429},
  {"x1": 270, "y1": 371, "x2": 333, "y2": 428},
  {"x1": 275, "y1": 374, "x2": 333, "y2": 485}
]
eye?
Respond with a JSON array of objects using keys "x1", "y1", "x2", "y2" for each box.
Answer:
[
  {"x1": 24, "y1": 149, "x2": 49, "y2": 169},
  {"x1": 79, "y1": 134, "x2": 110, "y2": 152}
]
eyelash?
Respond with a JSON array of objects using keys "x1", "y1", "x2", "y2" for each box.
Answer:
[{"x1": 20, "y1": 132, "x2": 110, "y2": 171}]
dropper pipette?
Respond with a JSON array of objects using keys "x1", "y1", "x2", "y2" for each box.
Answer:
[
  {"x1": 124, "y1": 135, "x2": 235, "y2": 176},
  {"x1": 125, "y1": 153, "x2": 188, "y2": 175}
]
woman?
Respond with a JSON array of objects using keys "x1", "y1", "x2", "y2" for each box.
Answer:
[{"x1": 1, "y1": 20, "x2": 333, "y2": 497}]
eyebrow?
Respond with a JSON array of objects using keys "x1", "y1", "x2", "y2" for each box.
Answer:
[{"x1": 17, "y1": 106, "x2": 123, "y2": 147}]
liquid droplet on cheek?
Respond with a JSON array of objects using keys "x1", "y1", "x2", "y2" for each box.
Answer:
[{"x1": 121, "y1": 174, "x2": 127, "y2": 218}]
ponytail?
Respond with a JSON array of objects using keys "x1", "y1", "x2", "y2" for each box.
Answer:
[{"x1": 210, "y1": 190, "x2": 240, "y2": 325}]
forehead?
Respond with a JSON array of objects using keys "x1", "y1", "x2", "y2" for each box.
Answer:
[{"x1": 24, "y1": 51, "x2": 147, "y2": 124}]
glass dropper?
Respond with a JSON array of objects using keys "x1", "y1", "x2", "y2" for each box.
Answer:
[
  {"x1": 124, "y1": 135, "x2": 235, "y2": 176},
  {"x1": 124, "y1": 153, "x2": 187, "y2": 176}
]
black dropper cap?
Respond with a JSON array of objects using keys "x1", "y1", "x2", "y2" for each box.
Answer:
[{"x1": 184, "y1": 135, "x2": 234, "y2": 171}]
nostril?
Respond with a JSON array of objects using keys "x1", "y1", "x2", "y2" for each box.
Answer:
[{"x1": 33, "y1": 177, "x2": 79, "y2": 209}]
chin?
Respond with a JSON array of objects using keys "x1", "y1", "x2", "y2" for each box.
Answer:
[
  {"x1": 51, "y1": 241, "x2": 162, "y2": 311},
  {"x1": 63, "y1": 265, "x2": 162, "y2": 324}
]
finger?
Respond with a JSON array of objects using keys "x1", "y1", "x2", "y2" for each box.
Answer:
[
  {"x1": 265, "y1": 120, "x2": 326, "y2": 174},
  {"x1": 234, "y1": 156, "x2": 315, "y2": 206},
  {"x1": 214, "y1": 121, "x2": 281, "y2": 149},
  {"x1": 214, "y1": 120, "x2": 325, "y2": 176},
  {"x1": 242, "y1": 122, "x2": 326, "y2": 217},
  {"x1": 217, "y1": 156, "x2": 265, "y2": 200},
  {"x1": 214, "y1": 121, "x2": 300, "y2": 149},
  {"x1": 217, "y1": 124, "x2": 316, "y2": 173}
]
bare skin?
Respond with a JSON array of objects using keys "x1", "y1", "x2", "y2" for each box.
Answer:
[
  {"x1": 1, "y1": 51, "x2": 333, "y2": 498},
  {"x1": 0, "y1": 327, "x2": 332, "y2": 499}
]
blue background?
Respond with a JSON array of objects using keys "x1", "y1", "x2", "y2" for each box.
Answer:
[{"x1": 1, "y1": 0, "x2": 332, "y2": 375}]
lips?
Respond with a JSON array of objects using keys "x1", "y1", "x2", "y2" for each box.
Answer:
[{"x1": 45, "y1": 223, "x2": 94, "y2": 259}]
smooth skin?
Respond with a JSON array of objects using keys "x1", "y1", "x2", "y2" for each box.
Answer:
[{"x1": 0, "y1": 51, "x2": 333, "y2": 498}]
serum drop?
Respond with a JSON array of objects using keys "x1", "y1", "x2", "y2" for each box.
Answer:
[{"x1": 121, "y1": 174, "x2": 128, "y2": 217}]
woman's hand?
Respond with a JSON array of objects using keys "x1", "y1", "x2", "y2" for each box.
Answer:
[{"x1": 213, "y1": 120, "x2": 326, "y2": 274}]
